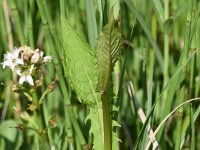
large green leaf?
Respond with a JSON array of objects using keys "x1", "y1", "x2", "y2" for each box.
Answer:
[
  {"x1": 61, "y1": 16, "x2": 100, "y2": 106},
  {"x1": 61, "y1": 17, "x2": 104, "y2": 149},
  {"x1": 96, "y1": 17, "x2": 122, "y2": 93}
]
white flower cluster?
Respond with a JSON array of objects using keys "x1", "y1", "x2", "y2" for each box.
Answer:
[{"x1": 1, "y1": 46, "x2": 52, "y2": 86}]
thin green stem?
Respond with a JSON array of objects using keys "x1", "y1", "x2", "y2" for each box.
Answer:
[
  {"x1": 163, "y1": 0, "x2": 169, "y2": 94},
  {"x1": 189, "y1": 24, "x2": 197, "y2": 150},
  {"x1": 175, "y1": 84, "x2": 185, "y2": 150},
  {"x1": 27, "y1": 1, "x2": 34, "y2": 48},
  {"x1": 38, "y1": 90, "x2": 48, "y2": 105},
  {"x1": 102, "y1": 91, "x2": 111, "y2": 150},
  {"x1": 157, "y1": 0, "x2": 194, "y2": 140},
  {"x1": 175, "y1": 1, "x2": 195, "y2": 149},
  {"x1": 66, "y1": 105, "x2": 87, "y2": 149},
  {"x1": 8, "y1": 0, "x2": 26, "y2": 45}
]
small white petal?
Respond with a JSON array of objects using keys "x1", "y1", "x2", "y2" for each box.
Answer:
[
  {"x1": 40, "y1": 51, "x2": 44, "y2": 58},
  {"x1": 2, "y1": 61, "x2": 11, "y2": 68},
  {"x1": 16, "y1": 59, "x2": 24, "y2": 65},
  {"x1": 19, "y1": 76, "x2": 26, "y2": 84},
  {"x1": 10, "y1": 64, "x2": 16, "y2": 71},
  {"x1": 1, "y1": 48, "x2": 24, "y2": 70},
  {"x1": 30, "y1": 64, "x2": 34, "y2": 73},
  {"x1": 43, "y1": 56, "x2": 52, "y2": 63},
  {"x1": 13, "y1": 48, "x2": 20, "y2": 58},
  {"x1": 16, "y1": 69, "x2": 21, "y2": 75},
  {"x1": 26, "y1": 75, "x2": 34, "y2": 86},
  {"x1": 4, "y1": 53, "x2": 13, "y2": 60}
]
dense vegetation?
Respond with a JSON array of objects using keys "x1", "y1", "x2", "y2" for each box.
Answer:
[{"x1": 0, "y1": 0, "x2": 200, "y2": 149}]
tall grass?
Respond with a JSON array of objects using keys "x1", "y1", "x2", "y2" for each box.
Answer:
[{"x1": 0, "y1": 0, "x2": 200, "y2": 149}]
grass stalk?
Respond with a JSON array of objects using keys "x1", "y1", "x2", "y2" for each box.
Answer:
[
  {"x1": 189, "y1": 7, "x2": 197, "y2": 148},
  {"x1": 157, "y1": 0, "x2": 194, "y2": 140},
  {"x1": 163, "y1": 0, "x2": 169, "y2": 97},
  {"x1": 35, "y1": 0, "x2": 86, "y2": 147},
  {"x1": 123, "y1": 0, "x2": 164, "y2": 72},
  {"x1": 189, "y1": 51, "x2": 196, "y2": 150},
  {"x1": 8, "y1": 0, "x2": 26, "y2": 45},
  {"x1": 27, "y1": 1, "x2": 34, "y2": 48}
]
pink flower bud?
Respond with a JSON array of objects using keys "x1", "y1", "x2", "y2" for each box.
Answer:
[{"x1": 31, "y1": 51, "x2": 40, "y2": 63}]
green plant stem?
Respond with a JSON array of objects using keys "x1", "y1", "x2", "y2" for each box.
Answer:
[
  {"x1": 190, "y1": 63, "x2": 195, "y2": 150},
  {"x1": 8, "y1": 0, "x2": 26, "y2": 45},
  {"x1": 38, "y1": 90, "x2": 48, "y2": 105},
  {"x1": 59, "y1": 1, "x2": 75, "y2": 149},
  {"x1": 41, "y1": 0, "x2": 62, "y2": 59},
  {"x1": 163, "y1": 0, "x2": 169, "y2": 96},
  {"x1": 189, "y1": 31, "x2": 197, "y2": 150},
  {"x1": 65, "y1": 107, "x2": 75, "y2": 150},
  {"x1": 102, "y1": 91, "x2": 111, "y2": 150},
  {"x1": 66, "y1": 105, "x2": 88, "y2": 149},
  {"x1": 175, "y1": 1, "x2": 195, "y2": 149},
  {"x1": 2, "y1": 0, "x2": 11, "y2": 50},
  {"x1": 175, "y1": 84, "x2": 185, "y2": 150},
  {"x1": 27, "y1": 1, "x2": 34, "y2": 48},
  {"x1": 124, "y1": 0, "x2": 164, "y2": 72}
]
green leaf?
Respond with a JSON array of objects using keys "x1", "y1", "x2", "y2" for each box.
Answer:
[
  {"x1": 95, "y1": 16, "x2": 122, "y2": 150},
  {"x1": 61, "y1": 16, "x2": 100, "y2": 106},
  {"x1": 96, "y1": 16, "x2": 122, "y2": 93},
  {"x1": 86, "y1": 107, "x2": 104, "y2": 150},
  {"x1": 61, "y1": 16, "x2": 104, "y2": 149},
  {"x1": 0, "y1": 120, "x2": 23, "y2": 149}
]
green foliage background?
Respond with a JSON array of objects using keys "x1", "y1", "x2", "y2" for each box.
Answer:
[{"x1": 0, "y1": 0, "x2": 200, "y2": 149}]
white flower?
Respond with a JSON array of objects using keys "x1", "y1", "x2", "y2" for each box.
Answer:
[
  {"x1": 17, "y1": 65, "x2": 34, "y2": 86},
  {"x1": 43, "y1": 56, "x2": 52, "y2": 63},
  {"x1": 1, "y1": 48, "x2": 24, "y2": 71}
]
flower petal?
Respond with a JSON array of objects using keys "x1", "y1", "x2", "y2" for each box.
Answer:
[
  {"x1": 10, "y1": 64, "x2": 16, "y2": 71},
  {"x1": 16, "y1": 58, "x2": 24, "y2": 65},
  {"x1": 13, "y1": 48, "x2": 20, "y2": 58},
  {"x1": 16, "y1": 69, "x2": 22, "y2": 75},
  {"x1": 43, "y1": 56, "x2": 52, "y2": 63},
  {"x1": 2, "y1": 60, "x2": 12, "y2": 69},
  {"x1": 26, "y1": 75, "x2": 34, "y2": 86},
  {"x1": 30, "y1": 64, "x2": 34, "y2": 74},
  {"x1": 4, "y1": 52, "x2": 13, "y2": 60},
  {"x1": 19, "y1": 76, "x2": 26, "y2": 84}
]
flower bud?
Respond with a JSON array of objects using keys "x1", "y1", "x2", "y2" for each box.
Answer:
[
  {"x1": 49, "y1": 117, "x2": 57, "y2": 128},
  {"x1": 19, "y1": 46, "x2": 34, "y2": 61},
  {"x1": 31, "y1": 50, "x2": 40, "y2": 64},
  {"x1": 20, "y1": 111, "x2": 31, "y2": 121},
  {"x1": 35, "y1": 76, "x2": 44, "y2": 87},
  {"x1": 27, "y1": 104, "x2": 37, "y2": 112},
  {"x1": 43, "y1": 56, "x2": 52, "y2": 63},
  {"x1": 9, "y1": 81, "x2": 20, "y2": 92}
]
